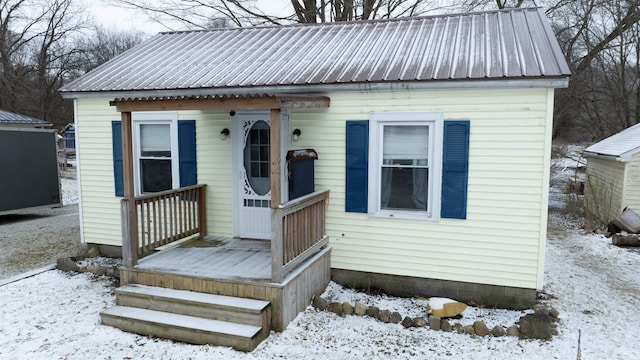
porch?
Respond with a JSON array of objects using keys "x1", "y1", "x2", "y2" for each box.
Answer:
[
  {"x1": 106, "y1": 186, "x2": 331, "y2": 350},
  {"x1": 119, "y1": 235, "x2": 331, "y2": 332},
  {"x1": 108, "y1": 92, "x2": 332, "y2": 350}
]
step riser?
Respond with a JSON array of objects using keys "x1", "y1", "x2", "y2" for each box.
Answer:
[
  {"x1": 101, "y1": 313, "x2": 261, "y2": 352},
  {"x1": 116, "y1": 293, "x2": 270, "y2": 328}
]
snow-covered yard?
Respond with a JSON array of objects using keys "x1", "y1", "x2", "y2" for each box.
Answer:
[{"x1": 1, "y1": 145, "x2": 638, "y2": 359}]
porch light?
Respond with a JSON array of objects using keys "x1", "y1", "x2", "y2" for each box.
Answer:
[
  {"x1": 220, "y1": 128, "x2": 230, "y2": 140},
  {"x1": 292, "y1": 128, "x2": 301, "y2": 141}
]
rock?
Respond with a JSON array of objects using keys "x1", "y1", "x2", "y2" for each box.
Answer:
[
  {"x1": 366, "y1": 305, "x2": 380, "y2": 318},
  {"x1": 440, "y1": 319, "x2": 452, "y2": 332},
  {"x1": 85, "y1": 244, "x2": 100, "y2": 258},
  {"x1": 491, "y1": 325, "x2": 505, "y2": 337},
  {"x1": 453, "y1": 323, "x2": 465, "y2": 334},
  {"x1": 402, "y1": 316, "x2": 414, "y2": 328},
  {"x1": 328, "y1": 302, "x2": 343, "y2": 316},
  {"x1": 86, "y1": 265, "x2": 105, "y2": 276},
  {"x1": 519, "y1": 313, "x2": 554, "y2": 340},
  {"x1": 354, "y1": 301, "x2": 367, "y2": 316},
  {"x1": 428, "y1": 315, "x2": 441, "y2": 330},
  {"x1": 390, "y1": 311, "x2": 402, "y2": 324},
  {"x1": 426, "y1": 297, "x2": 467, "y2": 318},
  {"x1": 413, "y1": 317, "x2": 427, "y2": 327},
  {"x1": 342, "y1": 302, "x2": 354, "y2": 315},
  {"x1": 379, "y1": 309, "x2": 391, "y2": 323},
  {"x1": 464, "y1": 325, "x2": 475, "y2": 335},
  {"x1": 533, "y1": 304, "x2": 549, "y2": 315},
  {"x1": 312, "y1": 296, "x2": 328, "y2": 311},
  {"x1": 56, "y1": 257, "x2": 79, "y2": 272},
  {"x1": 473, "y1": 321, "x2": 490, "y2": 336},
  {"x1": 105, "y1": 267, "x2": 115, "y2": 277},
  {"x1": 506, "y1": 325, "x2": 520, "y2": 337},
  {"x1": 549, "y1": 308, "x2": 560, "y2": 319}
]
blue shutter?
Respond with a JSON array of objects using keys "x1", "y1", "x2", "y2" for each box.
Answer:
[
  {"x1": 112, "y1": 121, "x2": 124, "y2": 197},
  {"x1": 178, "y1": 120, "x2": 197, "y2": 187},
  {"x1": 441, "y1": 120, "x2": 470, "y2": 219},
  {"x1": 345, "y1": 120, "x2": 369, "y2": 213}
]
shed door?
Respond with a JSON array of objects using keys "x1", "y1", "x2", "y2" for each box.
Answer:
[{"x1": 232, "y1": 113, "x2": 271, "y2": 239}]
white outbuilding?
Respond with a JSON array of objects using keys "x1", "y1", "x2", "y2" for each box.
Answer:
[{"x1": 584, "y1": 123, "x2": 640, "y2": 223}]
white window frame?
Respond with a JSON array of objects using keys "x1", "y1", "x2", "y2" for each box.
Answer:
[
  {"x1": 368, "y1": 111, "x2": 443, "y2": 221},
  {"x1": 132, "y1": 112, "x2": 179, "y2": 196}
]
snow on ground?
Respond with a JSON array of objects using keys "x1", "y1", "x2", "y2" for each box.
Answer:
[
  {"x1": 1, "y1": 146, "x2": 639, "y2": 359},
  {"x1": 60, "y1": 170, "x2": 79, "y2": 205}
]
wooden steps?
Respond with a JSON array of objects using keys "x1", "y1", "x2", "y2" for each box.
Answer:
[{"x1": 101, "y1": 284, "x2": 271, "y2": 352}]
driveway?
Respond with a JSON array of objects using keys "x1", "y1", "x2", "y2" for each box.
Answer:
[{"x1": 0, "y1": 204, "x2": 82, "y2": 280}]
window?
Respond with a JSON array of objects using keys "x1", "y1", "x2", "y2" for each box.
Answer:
[
  {"x1": 345, "y1": 117, "x2": 469, "y2": 220},
  {"x1": 368, "y1": 112, "x2": 443, "y2": 220},
  {"x1": 133, "y1": 113, "x2": 179, "y2": 195},
  {"x1": 244, "y1": 120, "x2": 270, "y2": 195},
  {"x1": 112, "y1": 118, "x2": 197, "y2": 197}
]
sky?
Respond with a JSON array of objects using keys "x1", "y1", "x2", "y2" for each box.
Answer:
[
  {"x1": 86, "y1": 0, "x2": 290, "y2": 34},
  {"x1": 86, "y1": 0, "x2": 166, "y2": 33}
]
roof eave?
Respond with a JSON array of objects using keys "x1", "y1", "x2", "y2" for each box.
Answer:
[
  {"x1": 584, "y1": 151, "x2": 637, "y2": 163},
  {"x1": 60, "y1": 77, "x2": 570, "y2": 100}
]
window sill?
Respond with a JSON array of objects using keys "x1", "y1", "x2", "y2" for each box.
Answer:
[{"x1": 368, "y1": 210, "x2": 440, "y2": 222}]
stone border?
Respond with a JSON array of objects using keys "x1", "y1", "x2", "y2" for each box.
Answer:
[
  {"x1": 56, "y1": 243, "x2": 123, "y2": 280},
  {"x1": 312, "y1": 296, "x2": 560, "y2": 340}
]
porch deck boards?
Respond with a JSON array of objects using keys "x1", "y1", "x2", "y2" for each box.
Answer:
[
  {"x1": 121, "y1": 245, "x2": 332, "y2": 331},
  {"x1": 135, "y1": 237, "x2": 272, "y2": 281}
]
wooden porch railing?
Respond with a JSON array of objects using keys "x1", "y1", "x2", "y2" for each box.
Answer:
[
  {"x1": 271, "y1": 189, "x2": 330, "y2": 283},
  {"x1": 122, "y1": 184, "x2": 207, "y2": 268}
]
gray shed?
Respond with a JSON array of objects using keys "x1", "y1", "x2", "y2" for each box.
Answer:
[
  {"x1": 0, "y1": 109, "x2": 51, "y2": 128},
  {"x1": 0, "y1": 109, "x2": 61, "y2": 215},
  {"x1": 584, "y1": 123, "x2": 640, "y2": 223}
]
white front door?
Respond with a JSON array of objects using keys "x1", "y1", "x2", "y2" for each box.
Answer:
[{"x1": 232, "y1": 113, "x2": 272, "y2": 239}]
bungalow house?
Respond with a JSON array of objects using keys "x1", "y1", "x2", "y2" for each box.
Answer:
[
  {"x1": 584, "y1": 123, "x2": 640, "y2": 224},
  {"x1": 60, "y1": 7, "x2": 570, "y2": 351}
]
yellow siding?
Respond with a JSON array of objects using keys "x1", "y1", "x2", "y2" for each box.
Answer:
[
  {"x1": 76, "y1": 99, "x2": 233, "y2": 246},
  {"x1": 584, "y1": 156, "x2": 626, "y2": 223},
  {"x1": 77, "y1": 87, "x2": 552, "y2": 290},
  {"x1": 291, "y1": 88, "x2": 552, "y2": 290},
  {"x1": 76, "y1": 99, "x2": 122, "y2": 246},
  {"x1": 623, "y1": 155, "x2": 640, "y2": 211}
]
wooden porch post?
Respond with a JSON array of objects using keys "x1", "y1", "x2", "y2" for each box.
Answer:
[
  {"x1": 121, "y1": 111, "x2": 138, "y2": 268},
  {"x1": 270, "y1": 109, "x2": 284, "y2": 283},
  {"x1": 198, "y1": 185, "x2": 208, "y2": 237}
]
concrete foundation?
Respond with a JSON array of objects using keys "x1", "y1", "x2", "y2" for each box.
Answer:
[{"x1": 331, "y1": 269, "x2": 536, "y2": 310}]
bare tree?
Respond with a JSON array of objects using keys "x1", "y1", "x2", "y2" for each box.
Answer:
[
  {"x1": 74, "y1": 25, "x2": 145, "y2": 74},
  {"x1": 111, "y1": 0, "x2": 444, "y2": 28},
  {"x1": 0, "y1": 0, "x2": 50, "y2": 111},
  {"x1": 31, "y1": 0, "x2": 87, "y2": 126},
  {"x1": 455, "y1": 0, "x2": 640, "y2": 141}
]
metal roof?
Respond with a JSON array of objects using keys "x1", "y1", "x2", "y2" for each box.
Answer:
[
  {"x1": 0, "y1": 109, "x2": 50, "y2": 126},
  {"x1": 585, "y1": 123, "x2": 640, "y2": 160},
  {"x1": 60, "y1": 7, "x2": 570, "y2": 95}
]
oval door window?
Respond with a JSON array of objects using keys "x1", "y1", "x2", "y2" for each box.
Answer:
[{"x1": 244, "y1": 120, "x2": 270, "y2": 195}]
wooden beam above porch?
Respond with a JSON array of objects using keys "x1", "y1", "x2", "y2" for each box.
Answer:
[{"x1": 111, "y1": 94, "x2": 330, "y2": 112}]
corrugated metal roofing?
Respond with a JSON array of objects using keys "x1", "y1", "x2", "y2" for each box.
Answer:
[
  {"x1": 0, "y1": 109, "x2": 50, "y2": 125},
  {"x1": 585, "y1": 123, "x2": 640, "y2": 159},
  {"x1": 60, "y1": 7, "x2": 570, "y2": 95}
]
